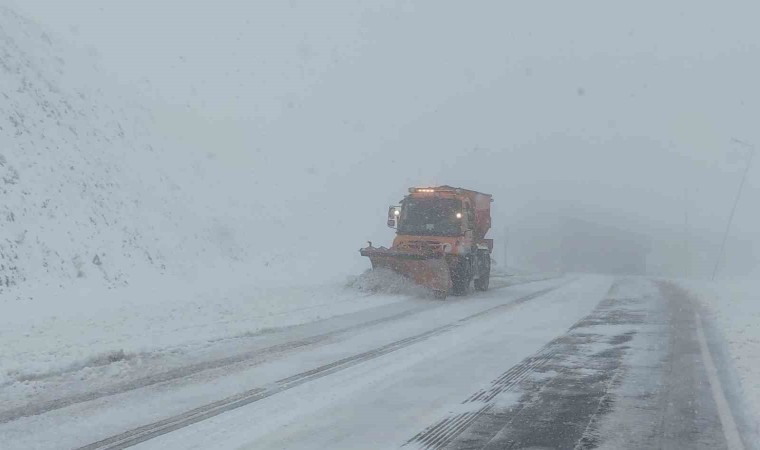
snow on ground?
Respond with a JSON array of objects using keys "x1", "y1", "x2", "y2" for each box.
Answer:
[
  {"x1": 1, "y1": 257, "x2": 557, "y2": 408},
  {"x1": 1, "y1": 268, "x2": 411, "y2": 394},
  {"x1": 124, "y1": 276, "x2": 611, "y2": 450},
  {"x1": 347, "y1": 267, "x2": 432, "y2": 297},
  {"x1": 0, "y1": 275, "x2": 596, "y2": 450},
  {"x1": 682, "y1": 277, "x2": 760, "y2": 435}
]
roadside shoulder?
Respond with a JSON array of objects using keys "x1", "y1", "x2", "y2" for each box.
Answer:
[{"x1": 674, "y1": 279, "x2": 760, "y2": 449}]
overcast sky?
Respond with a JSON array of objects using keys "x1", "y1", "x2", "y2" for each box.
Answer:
[{"x1": 7, "y1": 0, "x2": 759, "y2": 274}]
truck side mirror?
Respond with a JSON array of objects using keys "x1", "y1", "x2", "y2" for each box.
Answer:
[{"x1": 387, "y1": 206, "x2": 400, "y2": 228}]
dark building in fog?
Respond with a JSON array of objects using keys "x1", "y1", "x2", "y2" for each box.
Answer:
[
  {"x1": 508, "y1": 215, "x2": 651, "y2": 276},
  {"x1": 557, "y1": 218, "x2": 650, "y2": 275}
]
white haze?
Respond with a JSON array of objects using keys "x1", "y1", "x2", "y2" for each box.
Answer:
[{"x1": 8, "y1": 0, "x2": 759, "y2": 279}]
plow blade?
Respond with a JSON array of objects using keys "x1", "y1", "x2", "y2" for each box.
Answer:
[{"x1": 360, "y1": 247, "x2": 451, "y2": 297}]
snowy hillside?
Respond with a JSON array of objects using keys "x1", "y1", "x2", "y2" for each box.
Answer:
[
  {"x1": 0, "y1": 5, "x2": 201, "y2": 294},
  {"x1": 0, "y1": 5, "x2": 341, "y2": 299}
]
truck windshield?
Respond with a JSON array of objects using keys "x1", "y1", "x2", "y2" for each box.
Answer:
[{"x1": 398, "y1": 198, "x2": 462, "y2": 236}]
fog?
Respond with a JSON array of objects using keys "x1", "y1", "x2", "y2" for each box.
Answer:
[{"x1": 10, "y1": 0, "x2": 758, "y2": 278}]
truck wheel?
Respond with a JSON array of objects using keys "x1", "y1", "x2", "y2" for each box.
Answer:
[
  {"x1": 452, "y1": 277, "x2": 468, "y2": 296},
  {"x1": 474, "y1": 253, "x2": 491, "y2": 291},
  {"x1": 451, "y1": 257, "x2": 471, "y2": 296}
]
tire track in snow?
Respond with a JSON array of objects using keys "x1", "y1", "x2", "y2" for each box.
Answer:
[
  {"x1": 76, "y1": 282, "x2": 571, "y2": 450},
  {"x1": 405, "y1": 280, "x2": 640, "y2": 450},
  {"x1": 406, "y1": 279, "x2": 746, "y2": 450},
  {"x1": 0, "y1": 303, "x2": 429, "y2": 424},
  {"x1": 1, "y1": 277, "x2": 561, "y2": 425},
  {"x1": 405, "y1": 330, "x2": 581, "y2": 450}
]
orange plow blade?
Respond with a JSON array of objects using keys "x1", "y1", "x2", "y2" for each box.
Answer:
[{"x1": 359, "y1": 246, "x2": 451, "y2": 297}]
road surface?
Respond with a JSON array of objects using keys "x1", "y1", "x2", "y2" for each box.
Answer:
[{"x1": 0, "y1": 275, "x2": 753, "y2": 449}]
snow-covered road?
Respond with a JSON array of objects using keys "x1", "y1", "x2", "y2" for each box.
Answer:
[{"x1": 1, "y1": 275, "x2": 754, "y2": 449}]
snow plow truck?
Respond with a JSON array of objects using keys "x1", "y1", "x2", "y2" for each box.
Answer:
[{"x1": 360, "y1": 186, "x2": 493, "y2": 299}]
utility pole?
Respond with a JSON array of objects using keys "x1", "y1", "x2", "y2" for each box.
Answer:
[
  {"x1": 712, "y1": 138, "x2": 755, "y2": 280},
  {"x1": 503, "y1": 225, "x2": 509, "y2": 272},
  {"x1": 683, "y1": 188, "x2": 690, "y2": 278}
]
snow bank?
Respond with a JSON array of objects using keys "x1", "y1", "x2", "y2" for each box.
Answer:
[{"x1": 346, "y1": 268, "x2": 432, "y2": 297}]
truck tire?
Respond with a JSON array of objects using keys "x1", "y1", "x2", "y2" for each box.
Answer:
[
  {"x1": 451, "y1": 257, "x2": 471, "y2": 296},
  {"x1": 474, "y1": 252, "x2": 491, "y2": 291}
]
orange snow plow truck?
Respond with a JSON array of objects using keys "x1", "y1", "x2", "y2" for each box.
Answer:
[{"x1": 360, "y1": 186, "x2": 493, "y2": 299}]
